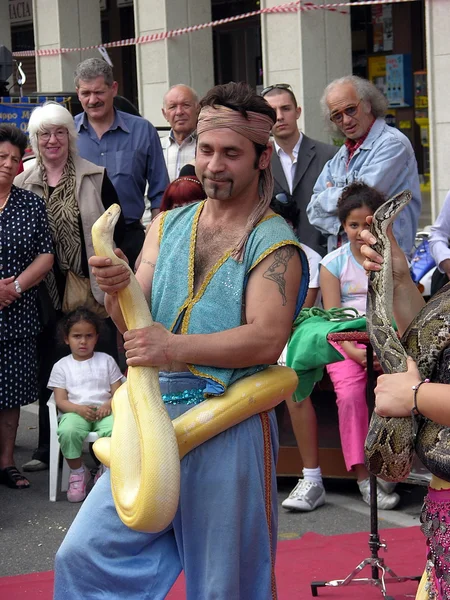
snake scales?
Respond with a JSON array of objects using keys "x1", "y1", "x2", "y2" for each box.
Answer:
[
  {"x1": 365, "y1": 190, "x2": 450, "y2": 482},
  {"x1": 91, "y1": 204, "x2": 299, "y2": 532}
]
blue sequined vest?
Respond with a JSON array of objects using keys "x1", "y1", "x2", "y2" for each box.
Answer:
[{"x1": 151, "y1": 201, "x2": 309, "y2": 395}]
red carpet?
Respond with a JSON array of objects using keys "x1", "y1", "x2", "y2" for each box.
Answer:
[{"x1": 1, "y1": 527, "x2": 424, "y2": 599}]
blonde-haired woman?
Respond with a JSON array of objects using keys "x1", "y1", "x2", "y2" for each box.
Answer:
[{"x1": 15, "y1": 101, "x2": 125, "y2": 473}]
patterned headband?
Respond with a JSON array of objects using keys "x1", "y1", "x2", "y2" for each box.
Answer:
[{"x1": 197, "y1": 105, "x2": 273, "y2": 144}]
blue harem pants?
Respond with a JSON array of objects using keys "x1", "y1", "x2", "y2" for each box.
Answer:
[{"x1": 54, "y1": 372, "x2": 279, "y2": 600}]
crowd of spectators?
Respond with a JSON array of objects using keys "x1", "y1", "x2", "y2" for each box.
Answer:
[
  {"x1": 0, "y1": 61, "x2": 428, "y2": 517},
  {"x1": 3, "y1": 54, "x2": 448, "y2": 599}
]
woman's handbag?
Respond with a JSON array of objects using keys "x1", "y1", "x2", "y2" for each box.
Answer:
[
  {"x1": 62, "y1": 270, "x2": 108, "y2": 318},
  {"x1": 410, "y1": 236, "x2": 435, "y2": 283}
]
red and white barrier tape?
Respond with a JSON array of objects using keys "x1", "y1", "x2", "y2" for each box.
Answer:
[{"x1": 12, "y1": 0, "x2": 418, "y2": 58}]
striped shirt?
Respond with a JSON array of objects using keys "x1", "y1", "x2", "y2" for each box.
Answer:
[{"x1": 161, "y1": 130, "x2": 197, "y2": 182}]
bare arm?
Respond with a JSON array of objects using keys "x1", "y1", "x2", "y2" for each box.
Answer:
[
  {"x1": 320, "y1": 264, "x2": 365, "y2": 365},
  {"x1": 0, "y1": 253, "x2": 54, "y2": 309},
  {"x1": 320, "y1": 266, "x2": 341, "y2": 311},
  {"x1": 96, "y1": 380, "x2": 122, "y2": 419},
  {"x1": 16, "y1": 253, "x2": 54, "y2": 291},
  {"x1": 375, "y1": 357, "x2": 450, "y2": 426},
  {"x1": 125, "y1": 246, "x2": 302, "y2": 369},
  {"x1": 110, "y1": 380, "x2": 122, "y2": 396},
  {"x1": 360, "y1": 223, "x2": 425, "y2": 335},
  {"x1": 54, "y1": 388, "x2": 97, "y2": 422},
  {"x1": 303, "y1": 287, "x2": 318, "y2": 309},
  {"x1": 392, "y1": 281, "x2": 425, "y2": 336}
]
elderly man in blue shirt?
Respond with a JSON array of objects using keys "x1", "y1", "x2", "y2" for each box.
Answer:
[
  {"x1": 74, "y1": 58, "x2": 169, "y2": 268},
  {"x1": 307, "y1": 75, "x2": 421, "y2": 256}
]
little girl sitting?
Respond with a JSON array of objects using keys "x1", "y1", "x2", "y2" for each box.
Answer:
[
  {"x1": 320, "y1": 182, "x2": 400, "y2": 510},
  {"x1": 48, "y1": 308, "x2": 123, "y2": 502}
]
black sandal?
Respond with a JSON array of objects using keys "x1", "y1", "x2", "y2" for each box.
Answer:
[{"x1": 0, "y1": 466, "x2": 30, "y2": 489}]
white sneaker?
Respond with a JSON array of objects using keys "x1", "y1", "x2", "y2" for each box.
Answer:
[
  {"x1": 358, "y1": 478, "x2": 400, "y2": 510},
  {"x1": 282, "y1": 479, "x2": 326, "y2": 512},
  {"x1": 377, "y1": 478, "x2": 397, "y2": 495}
]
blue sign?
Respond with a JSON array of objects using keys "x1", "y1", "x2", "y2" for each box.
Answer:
[{"x1": 0, "y1": 96, "x2": 71, "y2": 134}]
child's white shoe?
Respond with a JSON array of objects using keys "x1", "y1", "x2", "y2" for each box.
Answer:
[{"x1": 67, "y1": 465, "x2": 91, "y2": 503}]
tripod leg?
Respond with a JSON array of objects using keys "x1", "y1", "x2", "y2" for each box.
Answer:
[
  {"x1": 382, "y1": 564, "x2": 399, "y2": 578},
  {"x1": 378, "y1": 562, "x2": 391, "y2": 598}
]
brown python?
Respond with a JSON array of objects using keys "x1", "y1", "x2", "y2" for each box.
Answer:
[{"x1": 364, "y1": 190, "x2": 450, "y2": 482}]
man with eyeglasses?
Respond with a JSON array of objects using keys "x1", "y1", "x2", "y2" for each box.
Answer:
[
  {"x1": 307, "y1": 75, "x2": 421, "y2": 256},
  {"x1": 262, "y1": 84, "x2": 337, "y2": 256}
]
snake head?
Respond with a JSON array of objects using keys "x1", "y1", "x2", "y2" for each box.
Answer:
[
  {"x1": 370, "y1": 190, "x2": 412, "y2": 235},
  {"x1": 92, "y1": 204, "x2": 122, "y2": 257},
  {"x1": 100, "y1": 204, "x2": 121, "y2": 228}
]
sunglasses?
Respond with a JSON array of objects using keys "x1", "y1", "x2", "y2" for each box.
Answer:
[
  {"x1": 329, "y1": 100, "x2": 362, "y2": 124},
  {"x1": 261, "y1": 83, "x2": 293, "y2": 97}
]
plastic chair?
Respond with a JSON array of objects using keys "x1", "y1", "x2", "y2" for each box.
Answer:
[{"x1": 47, "y1": 394, "x2": 99, "y2": 502}]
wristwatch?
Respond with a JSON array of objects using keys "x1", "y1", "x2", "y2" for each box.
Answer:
[{"x1": 14, "y1": 279, "x2": 22, "y2": 293}]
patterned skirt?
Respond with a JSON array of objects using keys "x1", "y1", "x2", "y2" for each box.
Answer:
[
  {"x1": 418, "y1": 477, "x2": 450, "y2": 599},
  {"x1": 0, "y1": 336, "x2": 38, "y2": 410}
]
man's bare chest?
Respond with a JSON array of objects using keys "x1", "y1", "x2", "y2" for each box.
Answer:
[{"x1": 193, "y1": 226, "x2": 240, "y2": 293}]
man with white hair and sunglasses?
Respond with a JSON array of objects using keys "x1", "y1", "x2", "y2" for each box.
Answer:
[{"x1": 307, "y1": 75, "x2": 421, "y2": 256}]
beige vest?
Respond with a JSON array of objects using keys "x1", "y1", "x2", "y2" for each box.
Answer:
[{"x1": 14, "y1": 156, "x2": 106, "y2": 305}]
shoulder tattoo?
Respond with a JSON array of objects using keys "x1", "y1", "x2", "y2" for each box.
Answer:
[{"x1": 263, "y1": 246, "x2": 295, "y2": 306}]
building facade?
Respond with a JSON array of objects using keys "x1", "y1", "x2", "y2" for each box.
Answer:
[{"x1": 1, "y1": 0, "x2": 449, "y2": 221}]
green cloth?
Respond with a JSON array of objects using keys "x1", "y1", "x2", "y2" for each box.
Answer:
[{"x1": 286, "y1": 308, "x2": 367, "y2": 402}]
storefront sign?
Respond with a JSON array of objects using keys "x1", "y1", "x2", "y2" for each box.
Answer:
[
  {"x1": 368, "y1": 54, "x2": 412, "y2": 108},
  {"x1": 0, "y1": 97, "x2": 69, "y2": 132},
  {"x1": 415, "y1": 96, "x2": 428, "y2": 110},
  {"x1": 368, "y1": 55, "x2": 387, "y2": 96},
  {"x1": 372, "y1": 5, "x2": 393, "y2": 53},
  {"x1": 386, "y1": 55, "x2": 408, "y2": 107},
  {"x1": 0, "y1": 103, "x2": 35, "y2": 132},
  {"x1": 9, "y1": 0, "x2": 33, "y2": 25}
]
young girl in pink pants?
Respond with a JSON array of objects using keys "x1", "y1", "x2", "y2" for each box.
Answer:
[{"x1": 320, "y1": 182, "x2": 400, "y2": 510}]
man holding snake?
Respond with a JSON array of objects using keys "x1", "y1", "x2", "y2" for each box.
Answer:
[{"x1": 53, "y1": 82, "x2": 309, "y2": 600}]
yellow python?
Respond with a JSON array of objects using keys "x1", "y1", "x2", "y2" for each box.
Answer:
[{"x1": 91, "y1": 204, "x2": 299, "y2": 533}]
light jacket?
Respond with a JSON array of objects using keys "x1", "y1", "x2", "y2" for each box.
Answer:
[
  {"x1": 307, "y1": 117, "x2": 421, "y2": 256},
  {"x1": 14, "y1": 156, "x2": 106, "y2": 304}
]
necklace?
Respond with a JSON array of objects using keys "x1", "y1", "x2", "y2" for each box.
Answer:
[{"x1": 0, "y1": 193, "x2": 11, "y2": 212}]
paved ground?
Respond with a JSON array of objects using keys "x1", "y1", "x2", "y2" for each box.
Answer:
[{"x1": 0, "y1": 403, "x2": 428, "y2": 578}]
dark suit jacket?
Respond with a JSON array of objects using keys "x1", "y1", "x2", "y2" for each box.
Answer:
[{"x1": 271, "y1": 134, "x2": 337, "y2": 256}]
